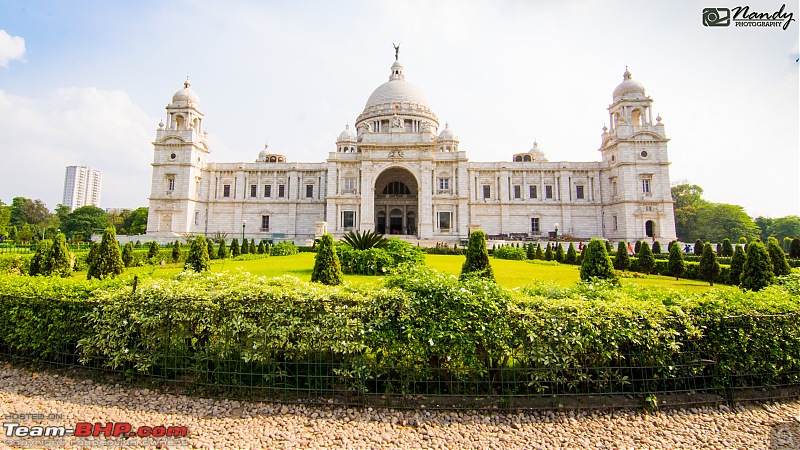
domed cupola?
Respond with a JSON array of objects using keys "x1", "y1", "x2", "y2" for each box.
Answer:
[
  {"x1": 437, "y1": 122, "x2": 459, "y2": 152},
  {"x1": 171, "y1": 79, "x2": 201, "y2": 107},
  {"x1": 513, "y1": 140, "x2": 548, "y2": 162},
  {"x1": 256, "y1": 144, "x2": 286, "y2": 163},
  {"x1": 336, "y1": 124, "x2": 358, "y2": 153},
  {"x1": 612, "y1": 68, "x2": 647, "y2": 103},
  {"x1": 355, "y1": 46, "x2": 439, "y2": 139}
]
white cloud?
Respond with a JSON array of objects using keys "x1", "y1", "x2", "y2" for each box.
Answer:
[
  {"x1": 0, "y1": 30, "x2": 25, "y2": 67},
  {"x1": 0, "y1": 88, "x2": 156, "y2": 209}
]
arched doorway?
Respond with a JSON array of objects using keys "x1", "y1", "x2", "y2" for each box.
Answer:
[
  {"x1": 374, "y1": 167, "x2": 418, "y2": 235},
  {"x1": 645, "y1": 220, "x2": 655, "y2": 238}
]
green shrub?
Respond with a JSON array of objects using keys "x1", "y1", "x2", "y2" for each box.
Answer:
[
  {"x1": 257, "y1": 240, "x2": 266, "y2": 255},
  {"x1": 694, "y1": 239, "x2": 703, "y2": 256},
  {"x1": 526, "y1": 243, "x2": 535, "y2": 260},
  {"x1": 722, "y1": 238, "x2": 733, "y2": 257},
  {"x1": 580, "y1": 238, "x2": 617, "y2": 283},
  {"x1": 186, "y1": 235, "x2": 210, "y2": 272},
  {"x1": 341, "y1": 230, "x2": 388, "y2": 250},
  {"x1": 311, "y1": 234, "x2": 342, "y2": 285},
  {"x1": 784, "y1": 237, "x2": 793, "y2": 252},
  {"x1": 767, "y1": 237, "x2": 792, "y2": 277},
  {"x1": 230, "y1": 238, "x2": 240, "y2": 257},
  {"x1": 493, "y1": 245, "x2": 526, "y2": 260},
  {"x1": 634, "y1": 241, "x2": 641, "y2": 254},
  {"x1": 699, "y1": 242, "x2": 721, "y2": 286},
  {"x1": 171, "y1": 240, "x2": 181, "y2": 263},
  {"x1": 791, "y1": 238, "x2": 800, "y2": 259},
  {"x1": 565, "y1": 243, "x2": 578, "y2": 265},
  {"x1": 535, "y1": 244, "x2": 544, "y2": 260},
  {"x1": 554, "y1": 243, "x2": 565, "y2": 263},
  {"x1": 270, "y1": 241, "x2": 299, "y2": 256},
  {"x1": 614, "y1": 241, "x2": 630, "y2": 271},
  {"x1": 240, "y1": 237, "x2": 249, "y2": 254},
  {"x1": 249, "y1": 239, "x2": 257, "y2": 254},
  {"x1": 217, "y1": 239, "x2": 228, "y2": 259},
  {"x1": 207, "y1": 239, "x2": 216, "y2": 260},
  {"x1": 337, "y1": 238, "x2": 423, "y2": 275},
  {"x1": 461, "y1": 230, "x2": 494, "y2": 280},
  {"x1": 544, "y1": 244, "x2": 553, "y2": 261},
  {"x1": 29, "y1": 239, "x2": 52, "y2": 276},
  {"x1": 739, "y1": 237, "x2": 748, "y2": 245},
  {"x1": 122, "y1": 242, "x2": 134, "y2": 267},
  {"x1": 87, "y1": 228, "x2": 124, "y2": 280},
  {"x1": 637, "y1": 242, "x2": 655, "y2": 275},
  {"x1": 668, "y1": 242, "x2": 686, "y2": 280},
  {"x1": 729, "y1": 245, "x2": 746, "y2": 286},
  {"x1": 741, "y1": 240, "x2": 773, "y2": 291},
  {"x1": 652, "y1": 241, "x2": 662, "y2": 255},
  {"x1": 147, "y1": 241, "x2": 159, "y2": 259}
]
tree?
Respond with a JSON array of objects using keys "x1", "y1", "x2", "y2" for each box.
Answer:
[
  {"x1": 614, "y1": 241, "x2": 630, "y2": 271},
  {"x1": 565, "y1": 243, "x2": 578, "y2": 264},
  {"x1": 554, "y1": 243, "x2": 565, "y2": 263},
  {"x1": 147, "y1": 241, "x2": 160, "y2": 260},
  {"x1": 694, "y1": 239, "x2": 703, "y2": 256},
  {"x1": 230, "y1": 238, "x2": 240, "y2": 257},
  {"x1": 0, "y1": 200, "x2": 12, "y2": 239},
  {"x1": 249, "y1": 239, "x2": 256, "y2": 254},
  {"x1": 669, "y1": 240, "x2": 679, "y2": 253},
  {"x1": 311, "y1": 234, "x2": 342, "y2": 285},
  {"x1": 728, "y1": 245, "x2": 746, "y2": 286},
  {"x1": 257, "y1": 240, "x2": 266, "y2": 255},
  {"x1": 86, "y1": 243, "x2": 101, "y2": 280},
  {"x1": 240, "y1": 236, "x2": 250, "y2": 254},
  {"x1": 754, "y1": 216, "x2": 773, "y2": 243},
  {"x1": 740, "y1": 240, "x2": 773, "y2": 291},
  {"x1": 526, "y1": 242, "x2": 535, "y2": 260},
  {"x1": 62, "y1": 205, "x2": 110, "y2": 241},
  {"x1": 767, "y1": 237, "x2": 792, "y2": 277},
  {"x1": 791, "y1": 238, "x2": 800, "y2": 259},
  {"x1": 671, "y1": 183, "x2": 706, "y2": 241},
  {"x1": 29, "y1": 240, "x2": 53, "y2": 276},
  {"x1": 217, "y1": 239, "x2": 228, "y2": 259},
  {"x1": 698, "y1": 242, "x2": 721, "y2": 286},
  {"x1": 171, "y1": 240, "x2": 181, "y2": 263},
  {"x1": 783, "y1": 236, "x2": 793, "y2": 252},
  {"x1": 767, "y1": 216, "x2": 800, "y2": 243},
  {"x1": 544, "y1": 244, "x2": 553, "y2": 261},
  {"x1": 207, "y1": 239, "x2": 217, "y2": 260},
  {"x1": 721, "y1": 238, "x2": 733, "y2": 257},
  {"x1": 122, "y1": 207, "x2": 149, "y2": 235},
  {"x1": 48, "y1": 233, "x2": 72, "y2": 277},
  {"x1": 652, "y1": 241, "x2": 662, "y2": 255},
  {"x1": 186, "y1": 235, "x2": 210, "y2": 272},
  {"x1": 535, "y1": 244, "x2": 544, "y2": 260},
  {"x1": 460, "y1": 230, "x2": 494, "y2": 280},
  {"x1": 637, "y1": 242, "x2": 655, "y2": 275},
  {"x1": 121, "y1": 242, "x2": 134, "y2": 267},
  {"x1": 10, "y1": 197, "x2": 52, "y2": 229},
  {"x1": 88, "y1": 227, "x2": 124, "y2": 280},
  {"x1": 694, "y1": 203, "x2": 760, "y2": 243},
  {"x1": 634, "y1": 240, "x2": 641, "y2": 254},
  {"x1": 580, "y1": 238, "x2": 617, "y2": 283},
  {"x1": 668, "y1": 241, "x2": 686, "y2": 280}
]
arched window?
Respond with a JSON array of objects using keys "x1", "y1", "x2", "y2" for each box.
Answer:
[
  {"x1": 269, "y1": 156, "x2": 276, "y2": 162},
  {"x1": 523, "y1": 155, "x2": 531, "y2": 162},
  {"x1": 515, "y1": 155, "x2": 522, "y2": 162},
  {"x1": 645, "y1": 220, "x2": 655, "y2": 237},
  {"x1": 382, "y1": 181, "x2": 411, "y2": 195}
]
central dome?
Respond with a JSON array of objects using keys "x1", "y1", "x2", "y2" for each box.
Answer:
[{"x1": 356, "y1": 60, "x2": 439, "y2": 130}]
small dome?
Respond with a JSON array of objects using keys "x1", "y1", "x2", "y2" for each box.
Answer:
[
  {"x1": 171, "y1": 79, "x2": 200, "y2": 105},
  {"x1": 337, "y1": 124, "x2": 356, "y2": 141},
  {"x1": 258, "y1": 144, "x2": 269, "y2": 159},
  {"x1": 528, "y1": 140, "x2": 547, "y2": 160},
  {"x1": 438, "y1": 122, "x2": 458, "y2": 141},
  {"x1": 612, "y1": 69, "x2": 646, "y2": 102}
]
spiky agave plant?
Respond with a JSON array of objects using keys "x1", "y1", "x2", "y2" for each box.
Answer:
[{"x1": 341, "y1": 230, "x2": 388, "y2": 250}]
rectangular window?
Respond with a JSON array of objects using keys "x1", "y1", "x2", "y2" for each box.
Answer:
[
  {"x1": 278, "y1": 184, "x2": 285, "y2": 198},
  {"x1": 545, "y1": 185, "x2": 553, "y2": 199},
  {"x1": 250, "y1": 184, "x2": 257, "y2": 198},
  {"x1": 529, "y1": 185, "x2": 537, "y2": 199},
  {"x1": 530, "y1": 217, "x2": 540, "y2": 233},
  {"x1": 483, "y1": 185, "x2": 491, "y2": 199},
  {"x1": 438, "y1": 211, "x2": 452, "y2": 230},
  {"x1": 261, "y1": 215, "x2": 270, "y2": 231},
  {"x1": 342, "y1": 211, "x2": 355, "y2": 228},
  {"x1": 642, "y1": 179, "x2": 651, "y2": 194},
  {"x1": 223, "y1": 184, "x2": 231, "y2": 198},
  {"x1": 306, "y1": 184, "x2": 314, "y2": 198},
  {"x1": 194, "y1": 211, "x2": 199, "y2": 226},
  {"x1": 612, "y1": 181, "x2": 618, "y2": 196},
  {"x1": 513, "y1": 185, "x2": 521, "y2": 199},
  {"x1": 168, "y1": 178, "x2": 175, "y2": 191},
  {"x1": 576, "y1": 185, "x2": 585, "y2": 200},
  {"x1": 264, "y1": 185, "x2": 272, "y2": 198},
  {"x1": 438, "y1": 178, "x2": 450, "y2": 191},
  {"x1": 343, "y1": 178, "x2": 356, "y2": 191},
  {"x1": 612, "y1": 215, "x2": 618, "y2": 230}
]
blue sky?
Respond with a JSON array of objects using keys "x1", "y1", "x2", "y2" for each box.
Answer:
[{"x1": 0, "y1": 0, "x2": 797, "y2": 217}]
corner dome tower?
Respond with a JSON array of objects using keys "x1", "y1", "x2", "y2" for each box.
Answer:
[
  {"x1": 612, "y1": 68, "x2": 646, "y2": 103},
  {"x1": 171, "y1": 79, "x2": 201, "y2": 106}
]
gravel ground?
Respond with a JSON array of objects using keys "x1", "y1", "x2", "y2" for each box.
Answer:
[{"x1": 1, "y1": 363, "x2": 799, "y2": 449}]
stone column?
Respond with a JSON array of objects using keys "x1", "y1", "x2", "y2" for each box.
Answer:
[{"x1": 359, "y1": 162, "x2": 375, "y2": 231}]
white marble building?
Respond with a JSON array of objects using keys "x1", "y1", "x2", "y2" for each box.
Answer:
[{"x1": 146, "y1": 56, "x2": 676, "y2": 245}]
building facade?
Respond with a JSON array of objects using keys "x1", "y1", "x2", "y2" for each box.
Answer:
[
  {"x1": 146, "y1": 58, "x2": 676, "y2": 245},
  {"x1": 63, "y1": 165, "x2": 102, "y2": 211}
]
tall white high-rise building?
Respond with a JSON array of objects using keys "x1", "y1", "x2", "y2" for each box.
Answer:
[{"x1": 62, "y1": 166, "x2": 102, "y2": 211}]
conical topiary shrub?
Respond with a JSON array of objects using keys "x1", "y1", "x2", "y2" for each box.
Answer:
[
  {"x1": 740, "y1": 240, "x2": 773, "y2": 291},
  {"x1": 637, "y1": 242, "x2": 655, "y2": 275},
  {"x1": 460, "y1": 230, "x2": 494, "y2": 280},
  {"x1": 311, "y1": 234, "x2": 342, "y2": 285},
  {"x1": 580, "y1": 238, "x2": 617, "y2": 283},
  {"x1": 668, "y1": 241, "x2": 685, "y2": 280},
  {"x1": 614, "y1": 241, "x2": 630, "y2": 271},
  {"x1": 728, "y1": 245, "x2": 746, "y2": 286}
]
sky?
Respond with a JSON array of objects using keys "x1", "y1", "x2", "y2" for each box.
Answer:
[{"x1": 0, "y1": 0, "x2": 797, "y2": 218}]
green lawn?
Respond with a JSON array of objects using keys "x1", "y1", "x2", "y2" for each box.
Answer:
[{"x1": 122, "y1": 253, "x2": 732, "y2": 293}]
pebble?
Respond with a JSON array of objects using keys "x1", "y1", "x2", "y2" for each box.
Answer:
[{"x1": 0, "y1": 363, "x2": 798, "y2": 449}]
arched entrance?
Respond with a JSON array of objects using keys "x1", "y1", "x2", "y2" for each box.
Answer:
[
  {"x1": 374, "y1": 167, "x2": 418, "y2": 235},
  {"x1": 645, "y1": 220, "x2": 655, "y2": 238}
]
